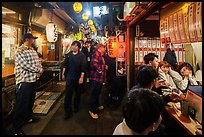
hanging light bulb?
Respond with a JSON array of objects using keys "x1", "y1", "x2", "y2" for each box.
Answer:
[{"x1": 46, "y1": 21, "x2": 58, "y2": 43}]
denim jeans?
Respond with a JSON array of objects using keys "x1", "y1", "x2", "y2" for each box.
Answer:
[
  {"x1": 89, "y1": 80, "x2": 103, "y2": 113},
  {"x1": 64, "y1": 79, "x2": 81, "y2": 115},
  {"x1": 12, "y1": 82, "x2": 36, "y2": 132}
]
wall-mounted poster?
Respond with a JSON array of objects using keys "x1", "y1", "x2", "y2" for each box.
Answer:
[
  {"x1": 164, "y1": 18, "x2": 170, "y2": 43},
  {"x1": 135, "y1": 37, "x2": 139, "y2": 48},
  {"x1": 161, "y1": 43, "x2": 165, "y2": 48},
  {"x1": 135, "y1": 51, "x2": 139, "y2": 62},
  {"x1": 148, "y1": 38, "x2": 151, "y2": 48},
  {"x1": 143, "y1": 38, "x2": 148, "y2": 48},
  {"x1": 168, "y1": 15, "x2": 176, "y2": 43},
  {"x1": 156, "y1": 51, "x2": 161, "y2": 61},
  {"x1": 117, "y1": 43, "x2": 125, "y2": 62},
  {"x1": 139, "y1": 51, "x2": 143, "y2": 62},
  {"x1": 152, "y1": 39, "x2": 157, "y2": 48},
  {"x1": 188, "y1": 3, "x2": 197, "y2": 42},
  {"x1": 139, "y1": 39, "x2": 143, "y2": 48},
  {"x1": 156, "y1": 39, "x2": 160, "y2": 48},
  {"x1": 195, "y1": 2, "x2": 202, "y2": 41},
  {"x1": 179, "y1": 51, "x2": 183, "y2": 62},
  {"x1": 183, "y1": 9, "x2": 190, "y2": 42},
  {"x1": 177, "y1": 9, "x2": 187, "y2": 43},
  {"x1": 144, "y1": 51, "x2": 147, "y2": 56},
  {"x1": 116, "y1": 61, "x2": 126, "y2": 76},
  {"x1": 161, "y1": 51, "x2": 165, "y2": 61},
  {"x1": 160, "y1": 19, "x2": 165, "y2": 43},
  {"x1": 173, "y1": 12, "x2": 181, "y2": 43},
  {"x1": 183, "y1": 51, "x2": 185, "y2": 62}
]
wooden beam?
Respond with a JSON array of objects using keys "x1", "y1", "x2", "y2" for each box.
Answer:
[{"x1": 128, "y1": 2, "x2": 168, "y2": 27}]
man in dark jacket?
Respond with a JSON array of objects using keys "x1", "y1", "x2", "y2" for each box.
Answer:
[
  {"x1": 163, "y1": 43, "x2": 178, "y2": 70},
  {"x1": 62, "y1": 41, "x2": 86, "y2": 120}
]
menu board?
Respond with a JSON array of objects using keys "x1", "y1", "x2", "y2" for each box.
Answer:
[
  {"x1": 143, "y1": 38, "x2": 148, "y2": 48},
  {"x1": 156, "y1": 51, "x2": 161, "y2": 61},
  {"x1": 195, "y1": 2, "x2": 202, "y2": 41},
  {"x1": 164, "y1": 18, "x2": 170, "y2": 43},
  {"x1": 168, "y1": 15, "x2": 176, "y2": 43},
  {"x1": 139, "y1": 51, "x2": 143, "y2": 62},
  {"x1": 179, "y1": 51, "x2": 183, "y2": 62},
  {"x1": 135, "y1": 51, "x2": 139, "y2": 62},
  {"x1": 161, "y1": 51, "x2": 165, "y2": 61},
  {"x1": 152, "y1": 39, "x2": 157, "y2": 48},
  {"x1": 183, "y1": 9, "x2": 191, "y2": 43},
  {"x1": 148, "y1": 39, "x2": 151, "y2": 48},
  {"x1": 188, "y1": 3, "x2": 197, "y2": 42},
  {"x1": 135, "y1": 37, "x2": 139, "y2": 48},
  {"x1": 144, "y1": 51, "x2": 147, "y2": 56},
  {"x1": 173, "y1": 12, "x2": 181, "y2": 43},
  {"x1": 156, "y1": 39, "x2": 160, "y2": 48},
  {"x1": 117, "y1": 43, "x2": 125, "y2": 62},
  {"x1": 177, "y1": 10, "x2": 187, "y2": 43},
  {"x1": 160, "y1": 19, "x2": 165, "y2": 43}
]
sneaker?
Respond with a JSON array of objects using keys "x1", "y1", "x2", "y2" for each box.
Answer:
[
  {"x1": 26, "y1": 116, "x2": 41, "y2": 123},
  {"x1": 97, "y1": 105, "x2": 104, "y2": 110},
  {"x1": 89, "y1": 111, "x2": 98, "y2": 119}
]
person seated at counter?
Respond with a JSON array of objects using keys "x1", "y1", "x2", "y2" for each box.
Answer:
[
  {"x1": 157, "y1": 61, "x2": 187, "y2": 90},
  {"x1": 113, "y1": 88, "x2": 165, "y2": 135},
  {"x1": 133, "y1": 65, "x2": 180, "y2": 104},
  {"x1": 131, "y1": 65, "x2": 182, "y2": 135},
  {"x1": 177, "y1": 62, "x2": 198, "y2": 93}
]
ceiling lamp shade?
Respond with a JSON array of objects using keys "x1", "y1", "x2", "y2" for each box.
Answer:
[
  {"x1": 88, "y1": 19, "x2": 94, "y2": 26},
  {"x1": 46, "y1": 21, "x2": 58, "y2": 43},
  {"x1": 82, "y1": 13, "x2": 89, "y2": 21},
  {"x1": 73, "y1": 2, "x2": 83, "y2": 13}
]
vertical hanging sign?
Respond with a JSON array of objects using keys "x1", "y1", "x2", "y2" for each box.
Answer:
[
  {"x1": 178, "y1": 9, "x2": 187, "y2": 43},
  {"x1": 160, "y1": 19, "x2": 165, "y2": 43},
  {"x1": 173, "y1": 12, "x2": 181, "y2": 43},
  {"x1": 164, "y1": 18, "x2": 170, "y2": 43},
  {"x1": 168, "y1": 15, "x2": 176, "y2": 43},
  {"x1": 183, "y1": 8, "x2": 191, "y2": 43},
  {"x1": 188, "y1": 3, "x2": 197, "y2": 42},
  {"x1": 195, "y1": 2, "x2": 202, "y2": 42}
]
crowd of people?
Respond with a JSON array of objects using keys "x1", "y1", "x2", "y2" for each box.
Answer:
[{"x1": 11, "y1": 33, "x2": 201, "y2": 135}]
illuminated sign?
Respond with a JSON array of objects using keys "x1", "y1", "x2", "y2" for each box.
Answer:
[{"x1": 93, "y1": 6, "x2": 109, "y2": 17}]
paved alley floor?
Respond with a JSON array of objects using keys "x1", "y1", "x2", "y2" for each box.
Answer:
[{"x1": 40, "y1": 84, "x2": 124, "y2": 135}]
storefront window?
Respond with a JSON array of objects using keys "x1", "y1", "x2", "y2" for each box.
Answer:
[
  {"x1": 2, "y1": 6, "x2": 21, "y2": 21},
  {"x1": 2, "y1": 24, "x2": 21, "y2": 77}
]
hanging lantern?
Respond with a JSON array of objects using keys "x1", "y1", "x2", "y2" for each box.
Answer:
[
  {"x1": 88, "y1": 19, "x2": 94, "y2": 26},
  {"x1": 93, "y1": 30, "x2": 97, "y2": 35},
  {"x1": 46, "y1": 22, "x2": 58, "y2": 43},
  {"x1": 82, "y1": 13, "x2": 89, "y2": 21},
  {"x1": 73, "y1": 2, "x2": 83, "y2": 13},
  {"x1": 90, "y1": 25, "x2": 96, "y2": 31}
]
